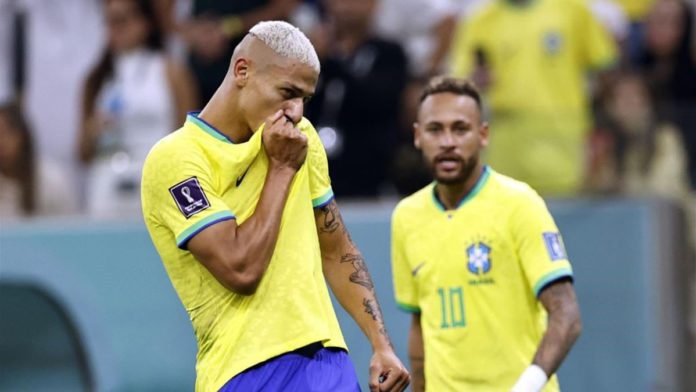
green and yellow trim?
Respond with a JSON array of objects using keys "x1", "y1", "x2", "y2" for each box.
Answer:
[
  {"x1": 312, "y1": 189, "x2": 335, "y2": 208},
  {"x1": 432, "y1": 165, "x2": 491, "y2": 212},
  {"x1": 533, "y1": 267, "x2": 574, "y2": 297},
  {"x1": 176, "y1": 211, "x2": 236, "y2": 249},
  {"x1": 397, "y1": 301, "x2": 421, "y2": 313},
  {"x1": 186, "y1": 112, "x2": 235, "y2": 144}
]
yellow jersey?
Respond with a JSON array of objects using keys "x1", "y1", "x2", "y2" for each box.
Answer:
[
  {"x1": 450, "y1": 0, "x2": 617, "y2": 195},
  {"x1": 391, "y1": 166, "x2": 573, "y2": 391},
  {"x1": 141, "y1": 113, "x2": 345, "y2": 392}
]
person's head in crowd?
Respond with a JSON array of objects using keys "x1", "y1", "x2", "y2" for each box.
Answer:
[
  {"x1": 644, "y1": 0, "x2": 693, "y2": 60},
  {"x1": 323, "y1": 0, "x2": 377, "y2": 35},
  {"x1": 0, "y1": 103, "x2": 36, "y2": 215},
  {"x1": 83, "y1": 0, "x2": 164, "y2": 120},
  {"x1": 413, "y1": 76, "x2": 489, "y2": 186},
  {"x1": 605, "y1": 72, "x2": 655, "y2": 138},
  {"x1": 105, "y1": 0, "x2": 163, "y2": 54}
]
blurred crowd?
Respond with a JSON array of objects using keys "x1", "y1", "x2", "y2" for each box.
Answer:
[{"x1": 1, "y1": 0, "x2": 695, "y2": 221}]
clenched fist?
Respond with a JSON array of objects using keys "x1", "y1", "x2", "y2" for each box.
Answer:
[{"x1": 262, "y1": 110, "x2": 308, "y2": 171}]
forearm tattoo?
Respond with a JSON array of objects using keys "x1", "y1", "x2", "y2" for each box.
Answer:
[
  {"x1": 341, "y1": 253, "x2": 374, "y2": 290},
  {"x1": 363, "y1": 297, "x2": 390, "y2": 343}
]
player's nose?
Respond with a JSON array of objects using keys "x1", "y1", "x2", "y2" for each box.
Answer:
[{"x1": 283, "y1": 98, "x2": 304, "y2": 125}]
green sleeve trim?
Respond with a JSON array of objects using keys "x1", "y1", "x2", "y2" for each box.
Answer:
[
  {"x1": 176, "y1": 210, "x2": 236, "y2": 249},
  {"x1": 312, "y1": 189, "x2": 334, "y2": 208},
  {"x1": 396, "y1": 301, "x2": 421, "y2": 313},
  {"x1": 533, "y1": 267, "x2": 574, "y2": 297}
]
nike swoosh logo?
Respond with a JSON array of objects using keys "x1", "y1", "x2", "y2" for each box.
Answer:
[
  {"x1": 236, "y1": 166, "x2": 250, "y2": 187},
  {"x1": 411, "y1": 261, "x2": 426, "y2": 276}
]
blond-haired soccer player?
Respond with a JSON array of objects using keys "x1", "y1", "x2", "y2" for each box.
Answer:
[
  {"x1": 141, "y1": 21, "x2": 409, "y2": 392},
  {"x1": 391, "y1": 77, "x2": 582, "y2": 392}
]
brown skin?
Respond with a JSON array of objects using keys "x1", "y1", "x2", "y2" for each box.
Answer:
[
  {"x1": 411, "y1": 92, "x2": 581, "y2": 388},
  {"x1": 414, "y1": 92, "x2": 489, "y2": 209},
  {"x1": 316, "y1": 201, "x2": 410, "y2": 391},
  {"x1": 187, "y1": 35, "x2": 410, "y2": 390}
]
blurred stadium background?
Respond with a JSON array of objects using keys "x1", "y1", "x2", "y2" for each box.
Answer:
[{"x1": 0, "y1": 0, "x2": 695, "y2": 391}]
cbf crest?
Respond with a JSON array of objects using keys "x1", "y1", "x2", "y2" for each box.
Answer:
[{"x1": 467, "y1": 242, "x2": 492, "y2": 275}]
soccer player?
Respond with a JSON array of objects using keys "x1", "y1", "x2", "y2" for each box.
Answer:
[
  {"x1": 449, "y1": 0, "x2": 617, "y2": 196},
  {"x1": 141, "y1": 21, "x2": 410, "y2": 392},
  {"x1": 391, "y1": 77, "x2": 582, "y2": 392}
]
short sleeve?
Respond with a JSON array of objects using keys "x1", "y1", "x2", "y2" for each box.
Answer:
[
  {"x1": 391, "y1": 208, "x2": 420, "y2": 313},
  {"x1": 141, "y1": 144, "x2": 235, "y2": 250},
  {"x1": 300, "y1": 118, "x2": 334, "y2": 208},
  {"x1": 511, "y1": 190, "x2": 574, "y2": 298},
  {"x1": 578, "y1": 1, "x2": 618, "y2": 70}
]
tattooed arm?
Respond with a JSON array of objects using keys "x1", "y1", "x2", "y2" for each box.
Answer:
[
  {"x1": 533, "y1": 279, "x2": 582, "y2": 375},
  {"x1": 316, "y1": 200, "x2": 410, "y2": 392}
]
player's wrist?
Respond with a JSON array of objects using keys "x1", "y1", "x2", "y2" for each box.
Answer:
[{"x1": 511, "y1": 364, "x2": 548, "y2": 392}]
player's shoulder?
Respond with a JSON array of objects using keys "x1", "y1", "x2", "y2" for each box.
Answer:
[
  {"x1": 393, "y1": 183, "x2": 436, "y2": 221},
  {"x1": 487, "y1": 168, "x2": 544, "y2": 206},
  {"x1": 143, "y1": 126, "x2": 206, "y2": 175}
]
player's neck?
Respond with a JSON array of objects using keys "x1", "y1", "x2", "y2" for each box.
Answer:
[
  {"x1": 198, "y1": 84, "x2": 253, "y2": 143},
  {"x1": 435, "y1": 164, "x2": 485, "y2": 210}
]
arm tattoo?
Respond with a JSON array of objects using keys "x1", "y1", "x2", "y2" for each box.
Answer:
[
  {"x1": 341, "y1": 253, "x2": 374, "y2": 290},
  {"x1": 363, "y1": 298, "x2": 392, "y2": 344},
  {"x1": 317, "y1": 201, "x2": 353, "y2": 242},
  {"x1": 318, "y1": 202, "x2": 340, "y2": 234}
]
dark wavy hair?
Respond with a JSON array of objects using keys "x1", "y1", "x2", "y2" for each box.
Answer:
[
  {"x1": 0, "y1": 103, "x2": 36, "y2": 215},
  {"x1": 83, "y1": 0, "x2": 164, "y2": 116},
  {"x1": 419, "y1": 76, "x2": 483, "y2": 113}
]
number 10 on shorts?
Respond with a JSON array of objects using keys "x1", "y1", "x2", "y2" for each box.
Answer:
[{"x1": 438, "y1": 287, "x2": 466, "y2": 329}]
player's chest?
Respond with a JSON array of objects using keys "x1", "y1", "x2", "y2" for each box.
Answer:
[
  {"x1": 214, "y1": 150, "x2": 311, "y2": 223},
  {"x1": 404, "y1": 213, "x2": 517, "y2": 288}
]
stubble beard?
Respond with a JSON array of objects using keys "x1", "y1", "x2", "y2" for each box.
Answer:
[{"x1": 434, "y1": 154, "x2": 479, "y2": 186}]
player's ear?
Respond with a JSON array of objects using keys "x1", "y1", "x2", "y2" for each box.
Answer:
[
  {"x1": 480, "y1": 121, "x2": 490, "y2": 147},
  {"x1": 413, "y1": 122, "x2": 422, "y2": 149},
  {"x1": 233, "y1": 58, "x2": 250, "y2": 87}
]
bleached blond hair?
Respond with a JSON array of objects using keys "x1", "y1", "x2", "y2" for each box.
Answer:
[{"x1": 248, "y1": 21, "x2": 320, "y2": 73}]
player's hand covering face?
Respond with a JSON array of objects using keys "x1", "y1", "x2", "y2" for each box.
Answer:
[
  {"x1": 414, "y1": 93, "x2": 489, "y2": 185},
  {"x1": 237, "y1": 49, "x2": 318, "y2": 132}
]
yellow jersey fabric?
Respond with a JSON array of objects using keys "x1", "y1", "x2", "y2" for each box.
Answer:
[
  {"x1": 613, "y1": 0, "x2": 655, "y2": 21},
  {"x1": 450, "y1": 0, "x2": 617, "y2": 195},
  {"x1": 141, "y1": 113, "x2": 345, "y2": 392},
  {"x1": 391, "y1": 166, "x2": 573, "y2": 391}
]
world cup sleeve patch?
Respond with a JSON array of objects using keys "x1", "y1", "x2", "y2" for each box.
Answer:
[
  {"x1": 543, "y1": 232, "x2": 567, "y2": 261},
  {"x1": 169, "y1": 177, "x2": 211, "y2": 219}
]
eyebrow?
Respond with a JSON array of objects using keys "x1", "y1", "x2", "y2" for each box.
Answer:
[{"x1": 282, "y1": 83, "x2": 314, "y2": 97}]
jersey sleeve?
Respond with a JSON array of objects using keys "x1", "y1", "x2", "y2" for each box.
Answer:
[
  {"x1": 511, "y1": 190, "x2": 574, "y2": 298},
  {"x1": 577, "y1": 1, "x2": 618, "y2": 70},
  {"x1": 300, "y1": 118, "x2": 334, "y2": 208},
  {"x1": 391, "y1": 207, "x2": 420, "y2": 312},
  {"x1": 141, "y1": 143, "x2": 235, "y2": 250}
]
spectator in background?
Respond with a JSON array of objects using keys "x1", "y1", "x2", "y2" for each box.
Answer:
[
  {"x1": 613, "y1": 0, "x2": 656, "y2": 63},
  {"x1": 374, "y1": 0, "x2": 457, "y2": 78},
  {"x1": 0, "y1": 0, "x2": 13, "y2": 105},
  {"x1": 590, "y1": 72, "x2": 690, "y2": 196},
  {"x1": 13, "y1": 0, "x2": 104, "y2": 207},
  {"x1": 0, "y1": 103, "x2": 75, "y2": 219},
  {"x1": 305, "y1": 0, "x2": 408, "y2": 198},
  {"x1": 639, "y1": 0, "x2": 696, "y2": 189},
  {"x1": 183, "y1": 0, "x2": 300, "y2": 106},
  {"x1": 450, "y1": 0, "x2": 617, "y2": 196},
  {"x1": 78, "y1": 0, "x2": 197, "y2": 218}
]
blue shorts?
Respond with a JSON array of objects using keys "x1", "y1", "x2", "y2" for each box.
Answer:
[{"x1": 219, "y1": 342, "x2": 361, "y2": 392}]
